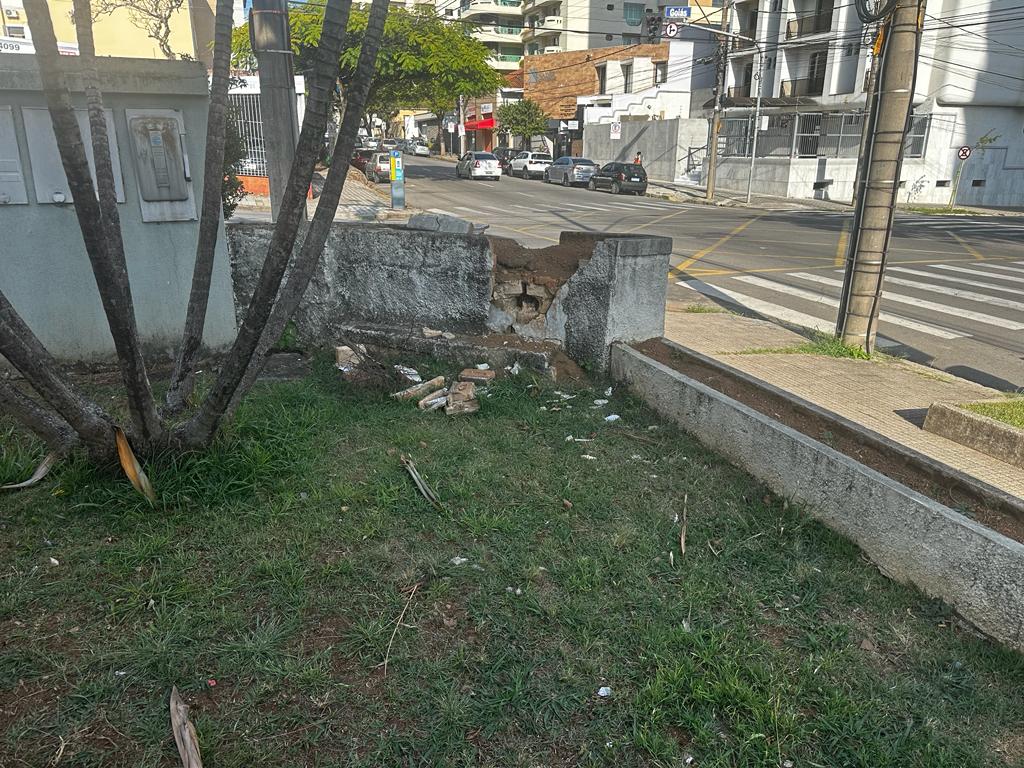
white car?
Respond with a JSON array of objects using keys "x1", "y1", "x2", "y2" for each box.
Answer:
[
  {"x1": 412, "y1": 142, "x2": 430, "y2": 157},
  {"x1": 380, "y1": 138, "x2": 398, "y2": 152},
  {"x1": 456, "y1": 151, "x2": 501, "y2": 181},
  {"x1": 510, "y1": 151, "x2": 552, "y2": 179}
]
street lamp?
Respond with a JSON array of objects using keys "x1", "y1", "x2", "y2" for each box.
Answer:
[{"x1": 674, "y1": 22, "x2": 765, "y2": 203}]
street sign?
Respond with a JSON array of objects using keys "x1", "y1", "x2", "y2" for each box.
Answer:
[
  {"x1": 664, "y1": 22, "x2": 679, "y2": 37},
  {"x1": 957, "y1": 145, "x2": 972, "y2": 160},
  {"x1": 389, "y1": 150, "x2": 404, "y2": 182},
  {"x1": 567, "y1": 120, "x2": 579, "y2": 130},
  {"x1": 663, "y1": 5, "x2": 691, "y2": 18},
  {"x1": 610, "y1": 122, "x2": 622, "y2": 140},
  {"x1": 446, "y1": 122, "x2": 455, "y2": 134},
  {"x1": 389, "y1": 149, "x2": 405, "y2": 210},
  {"x1": 480, "y1": 102, "x2": 494, "y2": 113},
  {"x1": 458, "y1": 123, "x2": 466, "y2": 137},
  {"x1": 559, "y1": 120, "x2": 568, "y2": 132}
]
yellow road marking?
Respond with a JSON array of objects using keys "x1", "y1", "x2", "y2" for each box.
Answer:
[
  {"x1": 621, "y1": 207, "x2": 689, "y2": 234},
  {"x1": 834, "y1": 219, "x2": 850, "y2": 267},
  {"x1": 672, "y1": 215, "x2": 764, "y2": 274},
  {"x1": 949, "y1": 231, "x2": 984, "y2": 260},
  {"x1": 490, "y1": 224, "x2": 560, "y2": 243}
]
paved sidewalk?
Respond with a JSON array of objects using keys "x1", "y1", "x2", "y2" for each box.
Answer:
[
  {"x1": 662, "y1": 305, "x2": 1024, "y2": 501},
  {"x1": 233, "y1": 172, "x2": 412, "y2": 223}
]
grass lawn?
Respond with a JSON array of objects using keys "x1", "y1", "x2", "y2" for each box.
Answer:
[
  {"x1": 963, "y1": 399, "x2": 1024, "y2": 430},
  {"x1": 2, "y1": 359, "x2": 1022, "y2": 767}
]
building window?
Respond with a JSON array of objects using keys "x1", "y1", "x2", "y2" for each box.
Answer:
[
  {"x1": 597, "y1": 64, "x2": 607, "y2": 93},
  {"x1": 771, "y1": 0, "x2": 782, "y2": 11},
  {"x1": 622, "y1": 63, "x2": 633, "y2": 93},
  {"x1": 971, "y1": 179, "x2": 986, "y2": 187},
  {"x1": 623, "y1": 2, "x2": 644, "y2": 26},
  {"x1": 622, "y1": 33, "x2": 641, "y2": 44},
  {"x1": 6, "y1": 24, "x2": 26, "y2": 38},
  {"x1": 935, "y1": 179, "x2": 950, "y2": 187},
  {"x1": 655, "y1": 61, "x2": 668, "y2": 84},
  {"x1": 904, "y1": 114, "x2": 930, "y2": 158}
]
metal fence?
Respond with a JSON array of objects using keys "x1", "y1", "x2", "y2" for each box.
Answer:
[
  {"x1": 720, "y1": 111, "x2": 930, "y2": 159},
  {"x1": 228, "y1": 92, "x2": 268, "y2": 177}
]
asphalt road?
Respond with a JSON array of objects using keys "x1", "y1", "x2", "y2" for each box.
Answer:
[{"x1": 402, "y1": 155, "x2": 1024, "y2": 391}]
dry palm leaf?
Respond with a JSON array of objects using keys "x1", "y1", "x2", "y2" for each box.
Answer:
[
  {"x1": 1, "y1": 451, "x2": 57, "y2": 491},
  {"x1": 169, "y1": 686, "x2": 203, "y2": 768},
  {"x1": 114, "y1": 427, "x2": 156, "y2": 503}
]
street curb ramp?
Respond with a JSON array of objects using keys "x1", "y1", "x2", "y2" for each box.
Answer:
[{"x1": 611, "y1": 342, "x2": 1024, "y2": 652}]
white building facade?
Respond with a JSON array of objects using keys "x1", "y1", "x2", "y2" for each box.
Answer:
[{"x1": 716, "y1": 0, "x2": 1024, "y2": 206}]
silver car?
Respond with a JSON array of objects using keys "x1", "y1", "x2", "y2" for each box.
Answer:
[
  {"x1": 545, "y1": 156, "x2": 598, "y2": 186},
  {"x1": 456, "y1": 151, "x2": 501, "y2": 181}
]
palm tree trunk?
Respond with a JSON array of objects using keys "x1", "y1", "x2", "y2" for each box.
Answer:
[
  {"x1": 25, "y1": 0, "x2": 163, "y2": 446},
  {"x1": 0, "y1": 381, "x2": 78, "y2": 455},
  {"x1": 229, "y1": 0, "x2": 390, "y2": 408},
  {"x1": 163, "y1": 0, "x2": 236, "y2": 415},
  {"x1": 177, "y1": 0, "x2": 352, "y2": 448},
  {"x1": 0, "y1": 289, "x2": 113, "y2": 455}
]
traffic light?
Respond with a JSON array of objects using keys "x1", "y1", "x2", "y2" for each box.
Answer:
[{"x1": 645, "y1": 12, "x2": 662, "y2": 43}]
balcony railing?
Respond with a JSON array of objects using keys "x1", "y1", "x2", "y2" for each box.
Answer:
[
  {"x1": 786, "y1": 10, "x2": 833, "y2": 38},
  {"x1": 461, "y1": 0, "x2": 523, "y2": 15},
  {"x1": 780, "y1": 77, "x2": 824, "y2": 97},
  {"x1": 728, "y1": 83, "x2": 752, "y2": 97},
  {"x1": 522, "y1": 16, "x2": 563, "y2": 36},
  {"x1": 491, "y1": 53, "x2": 523, "y2": 61}
]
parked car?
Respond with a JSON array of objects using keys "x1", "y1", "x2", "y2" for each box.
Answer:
[
  {"x1": 588, "y1": 162, "x2": 648, "y2": 195},
  {"x1": 411, "y1": 141, "x2": 430, "y2": 156},
  {"x1": 510, "y1": 151, "x2": 552, "y2": 179},
  {"x1": 350, "y1": 148, "x2": 375, "y2": 173},
  {"x1": 360, "y1": 136, "x2": 379, "y2": 149},
  {"x1": 491, "y1": 147, "x2": 517, "y2": 175},
  {"x1": 456, "y1": 151, "x2": 501, "y2": 181},
  {"x1": 366, "y1": 152, "x2": 392, "y2": 183},
  {"x1": 380, "y1": 138, "x2": 398, "y2": 152},
  {"x1": 545, "y1": 156, "x2": 597, "y2": 186}
]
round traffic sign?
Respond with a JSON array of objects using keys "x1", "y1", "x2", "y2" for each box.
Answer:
[
  {"x1": 957, "y1": 145, "x2": 972, "y2": 160},
  {"x1": 665, "y1": 22, "x2": 679, "y2": 37}
]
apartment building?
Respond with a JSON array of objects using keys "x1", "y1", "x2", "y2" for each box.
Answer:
[{"x1": 715, "y1": 0, "x2": 1024, "y2": 205}]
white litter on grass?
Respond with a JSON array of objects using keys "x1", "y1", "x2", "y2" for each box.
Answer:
[
  {"x1": 597, "y1": 686, "x2": 612, "y2": 698},
  {"x1": 475, "y1": 363, "x2": 491, "y2": 370},
  {"x1": 394, "y1": 365, "x2": 421, "y2": 382},
  {"x1": 581, "y1": 454, "x2": 597, "y2": 461},
  {"x1": 647, "y1": 425, "x2": 658, "y2": 432},
  {"x1": 505, "y1": 361, "x2": 522, "y2": 375},
  {"x1": 566, "y1": 435, "x2": 593, "y2": 443},
  {"x1": 593, "y1": 399, "x2": 609, "y2": 406},
  {"x1": 450, "y1": 556, "x2": 469, "y2": 566},
  {"x1": 604, "y1": 414, "x2": 620, "y2": 423},
  {"x1": 505, "y1": 586, "x2": 523, "y2": 596},
  {"x1": 631, "y1": 454, "x2": 643, "y2": 460},
  {"x1": 539, "y1": 406, "x2": 548, "y2": 411},
  {"x1": 604, "y1": 387, "x2": 613, "y2": 397},
  {"x1": 114, "y1": 670, "x2": 127, "y2": 677},
  {"x1": 48, "y1": 557, "x2": 59, "y2": 567}
]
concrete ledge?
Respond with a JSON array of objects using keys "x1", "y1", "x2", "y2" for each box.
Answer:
[
  {"x1": 925, "y1": 401, "x2": 1024, "y2": 469},
  {"x1": 657, "y1": 339, "x2": 1024, "y2": 522},
  {"x1": 611, "y1": 343, "x2": 1024, "y2": 651}
]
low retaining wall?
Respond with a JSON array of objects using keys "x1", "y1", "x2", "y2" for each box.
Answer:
[
  {"x1": 925, "y1": 401, "x2": 1024, "y2": 470},
  {"x1": 612, "y1": 343, "x2": 1024, "y2": 651},
  {"x1": 227, "y1": 221, "x2": 671, "y2": 371}
]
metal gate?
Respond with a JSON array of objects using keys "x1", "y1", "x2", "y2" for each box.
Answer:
[{"x1": 228, "y1": 92, "x2": 267, "y2": 177}]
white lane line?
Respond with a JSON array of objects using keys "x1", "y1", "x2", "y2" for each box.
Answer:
[
  {"x1": 676, "y1": 278, "x2": 835, "y2": 333},
  {"x1": 933, "y1": 264, "x2": 1024, "y2": 284},
  {"x1": 454, "y1": 206, "x2": 486, "y2": 215},
  {"x1": 975, "y1": 263, "x2": 1024, "y2": 275},
  {"x1": 478, "y1": 204, "x2": 507, "y2": 212},
  {"x1": 883, "y1": 275, "x2": 1024, "y2": 312},
  {"x1": 791, "y1": 272, "x2": 1024, "y2": 330},
  {"x1": 511, "y1": 204, "x2": 534, "y2": 210},
  {"x1": 735, "y1": 276, "x2": 967, "y2": 339},
  {"x1": 557, "y1": 201, "x2": 614, "y2": 211},
  {"x1": 889, "y1": 266, "x2": 1024, "y2": 295},
  {"x1": 428, "y1": 208, "x2": 457, "y2": 217}
]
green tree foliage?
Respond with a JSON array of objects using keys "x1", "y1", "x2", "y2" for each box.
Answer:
[
  {"x1": 221, "y1": 105, "x2": 246, "y2": 219},
  {"x1": 496, "y1": 99, "x2": 549, "y2": 143},
  {"x1": 232, "y1": 6, "x2": 500, "y2": 124}
]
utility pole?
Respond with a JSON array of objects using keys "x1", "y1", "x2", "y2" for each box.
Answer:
[
  {"x1": 251, "y1": 0, "x2": 302, "y2": 222},
  {"x1": 836, "y1": 0, "x2": 923, "y2": 352},
  {"x1": 704, "y1": 0, "x2": 730, "y2": 201},
  {"x1": 455, "y1": 95, "x2": 465, "y2": 157},
  {"x1": 850, "y1": 27, "x2": 881, "y2": 205}
]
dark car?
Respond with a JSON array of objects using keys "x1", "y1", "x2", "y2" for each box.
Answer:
[
  {"x1": 588, "y1": 162, "x2": 647, "y2": 195},
  {"x1": 492, "y1": 147, "x2": 517, "y2": 175},
  {"x1": 350, "y1": 148, "x2": 375, "y2": 173}
]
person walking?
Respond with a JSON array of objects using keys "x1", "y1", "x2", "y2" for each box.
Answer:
[{"x1": 633, "y1": 150, "x2": 644, "y2": 165}]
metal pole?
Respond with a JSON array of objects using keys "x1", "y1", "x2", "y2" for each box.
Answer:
[
  {"x1": 705, "y1": 0, "x2": 731, "y2": 201},
  {"x1": 745, "y1": 44, "x2": 764, "y2": 204},
  {"x1": 251, "y1": 0, "x2": 302, "y2": 223}
]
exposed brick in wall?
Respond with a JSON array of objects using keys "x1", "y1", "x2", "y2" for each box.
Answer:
[{"x1": 522, "y1": 44, "x2": 669, "y2": 120}]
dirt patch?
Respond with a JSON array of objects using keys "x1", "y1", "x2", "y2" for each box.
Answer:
[
  {"x1": 635, "y1": 339, "x2": 1024, "y2": 545},
  {"x1": 488, "y1": 233, "x2": 601, "y2": 282}
]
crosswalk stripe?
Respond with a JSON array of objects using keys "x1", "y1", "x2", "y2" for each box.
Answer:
[
  {"x1": 977, "y1": 263, "x2": 1024, "y2": 275},
  {"x1": 933, "y1": 264, "x2": 1024, "y2": 284},
  {"x1": 735, "y1": 276, "x2": 967, "y2": 339},
  {"x1": 676, "y1": 278, "x2": 836, "y2": 333},
  {"x1": 889, "y1": 266, "x2": 1024, "y2": 295},
  {"x1": 454, "y1": 206, "x2": 486, "y2": 215},
  {"x1": 791, "y1": 272, "x2": 1024, "y2": 330},
  {"x1": 882, "y1": 275, "x2": 1024, "y2": 312}
]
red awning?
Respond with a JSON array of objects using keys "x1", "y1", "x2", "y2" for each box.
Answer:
[{"x1": 464, "y1": 118, "x2": 496, "y2": 130}]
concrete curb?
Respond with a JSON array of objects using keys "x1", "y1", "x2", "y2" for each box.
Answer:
[
  {"x1": 658, "y1": 340, "x2": 1024, "y2": 521},
  {"x1": 925, "y1": 401, "x2": 1024, "y2": 469},
  {"x1": 611, "y1": 343, "x2": 1024, "y2": 651}
]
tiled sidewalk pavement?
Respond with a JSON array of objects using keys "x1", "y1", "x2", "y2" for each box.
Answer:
[{"x1": 662, "y1": 306, "x2": 1024, "y2": 501}]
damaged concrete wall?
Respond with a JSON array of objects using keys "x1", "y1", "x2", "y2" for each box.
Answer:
[
  {"x1": 227, "y1": 222, "x2": 494, "y2": 339},
  {"x1": 226, "y1": 221, "x2": 671, "y2": 372},
  {"x1": 488, "y1": 232, "x2": 672, "y2": 370}
]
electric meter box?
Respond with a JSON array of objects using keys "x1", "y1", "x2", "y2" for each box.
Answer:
[{"x1": 125, "y1": 108, "x2": 196, "y2": 222}]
